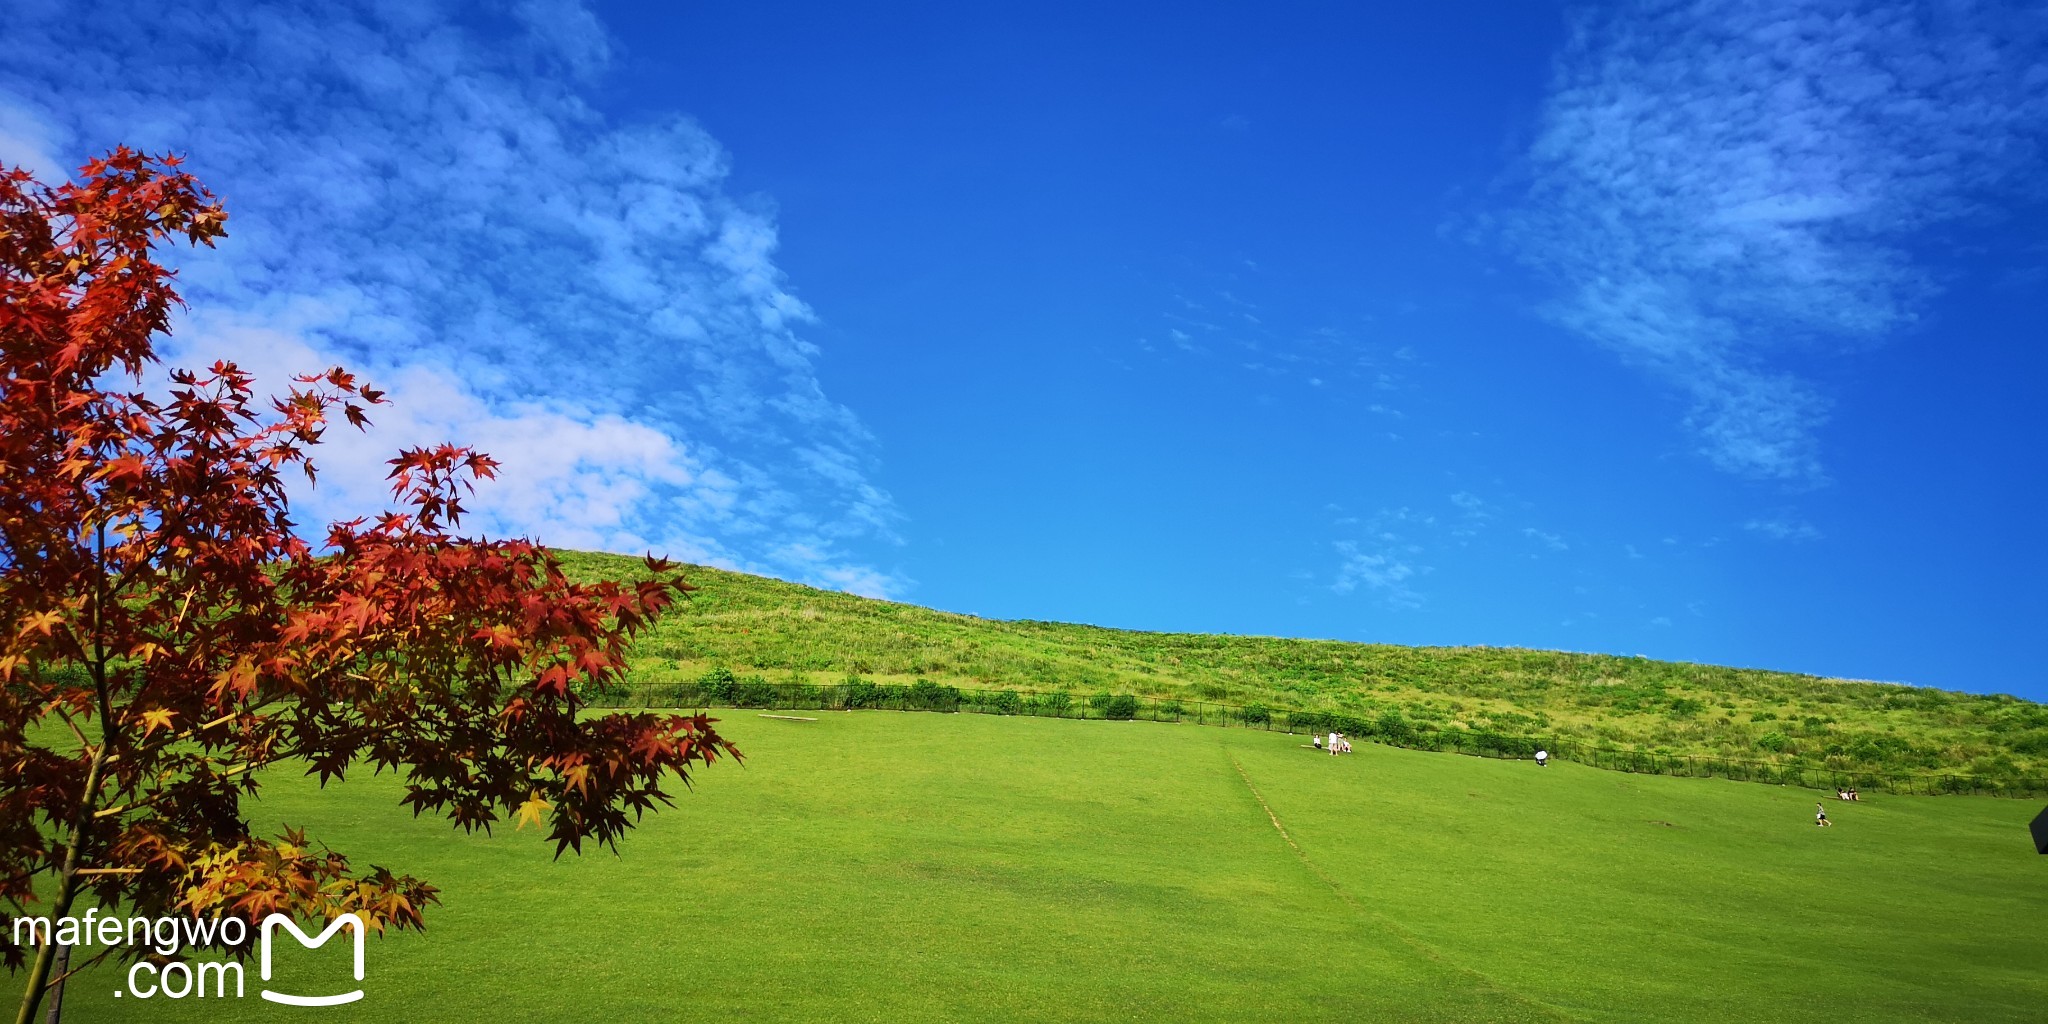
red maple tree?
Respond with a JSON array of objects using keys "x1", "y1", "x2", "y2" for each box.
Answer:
[{"x1": 0, "y1": 150, "x2": 738, "y2": 1022}]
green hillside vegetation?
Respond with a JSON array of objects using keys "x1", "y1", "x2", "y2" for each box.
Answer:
[
  {"x1": 35, "y1": 714, "x2": 2048, "y2": 1023},
  {"x1": 556, "y1": 551, "x2": 2048, "y2": 783}
]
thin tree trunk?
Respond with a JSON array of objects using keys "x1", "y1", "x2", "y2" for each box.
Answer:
[
  {"x1": 16, "y1": 522, "x2": 115, "y2": 1024},
  {"x1": 13, "y1": 744, "x2": 108, "y2": 1024},
  {"x1": 40, "y1": 945, "x2": 68, "y2": 1024}
]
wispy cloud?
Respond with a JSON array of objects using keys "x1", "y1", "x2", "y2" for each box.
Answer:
[
  {"x1": 1330, "y1": 541, "x2": 1424, "y2": 609},
  {"x1": 1744, "y1": 516, "x2": 1822, "y2": 542},
  {"x1": 0, "y1": 0, "x2": 904, "y2": 595},
  {"x1": 1500, "y1": 0, "x2": 2048, "y2": 483},
  {"x1": 1148, "y1": 277, "x2": 1408, "y2": 401},
  {"x1": 1522, "y1": 527, "x2": 1569, "y2": 552},
  {"x1": 1448, "y1": 490, "x2": 1493, "y2": 540},
  {"x1": 1329, "y1": 507, "x2": 1434, "y2": 609}
]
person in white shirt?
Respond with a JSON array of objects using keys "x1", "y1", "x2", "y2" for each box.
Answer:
[
  {"x1": 1535, "y1": 749, "x2": 1549, "y2": 767},
  {"x1": 1328, "y1": 731, "x2": 1340, "y2": 756}
]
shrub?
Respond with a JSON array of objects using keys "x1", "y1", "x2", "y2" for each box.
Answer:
[
  {"x1": 841, "y1": 675, "x2": 882, "y2": 709},
  {"x1": 1157, "y1": 699, "x2": 1184, "y2": 719},
  {"x1": 2008, "y1": 731, "x2": 2048, "y2": 756},
  {"x1": 645, "y1": 681, "x2": 691, "y2": 708},
  {"x1": 908, "y1": 678, "x2": 961, "y2": 712},
  {"x1": 1089, "y1": 691, "x2": 1116, "y2": 716},
  {"x1": 989, "y1": 689, "x2": 1022, "y2": 715},
  {"x1": 1037, "y1": 690, "x2": 1073, "y2": 716},
  {"x1": 733, "y1": 674, "x2": 779, "y2": 708},
  {"x1": 1328, "y1": 713, "x2": 1370, "y2": 737},
  {"x1": 697, "y1": 665, "x2": 737, "y2": 705},
  {"x1": 1468, "y1": 729, "x2": 1535, "y2": 757},
  {"x1": 1375, "y1": 709, "x2": 1412, "y2": 742},
  {"x1": 1243, "y1": 703, "x2": 1271, "y2": 726},
  {"x1": 1103, "y1": 694, "x2": 1139, "y2": 721},
  {"x1": 1755, "y1": 731, "x2": 1790, "y2": 753}
]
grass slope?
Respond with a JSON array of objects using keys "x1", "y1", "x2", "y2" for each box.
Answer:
[
  {"x1": 557, "y1": 551, "x2": 2048, "y2": 780},
  {"x1": 35, "y1": 713, "x2": 2046, "y2": 1023}
]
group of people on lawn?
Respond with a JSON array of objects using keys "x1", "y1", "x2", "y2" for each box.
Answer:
[
  {"x1": 1310, "y1": 734, "x2": 1552, "y2": 768},
  {"x1": 1306, "y1": 731, "x2": 1855, "y2": 830},
  {"x1": 1816, "y1": 787, "x2": 1861, "y2": 826}
]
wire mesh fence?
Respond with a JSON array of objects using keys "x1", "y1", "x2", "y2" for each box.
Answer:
[{"x1": 582, "y1": 679, "x2": 2048, "y2": 799}]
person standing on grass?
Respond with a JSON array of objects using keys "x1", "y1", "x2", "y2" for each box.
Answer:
[
  {"x1": 1815, "y1": 803, "x2": 1833, "y2": 827},
  {"x1": 1329, "y1": 731, "x2": 1341, "y2": 755}
]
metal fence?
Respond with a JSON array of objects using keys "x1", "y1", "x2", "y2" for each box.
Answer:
[{"x1": 583, "y1": 679, "x2": 2048, "y2": 799}]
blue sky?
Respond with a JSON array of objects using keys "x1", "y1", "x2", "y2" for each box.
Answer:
[{"x1": 3, "y1": 1, "x2": 2044, "y2": 697}]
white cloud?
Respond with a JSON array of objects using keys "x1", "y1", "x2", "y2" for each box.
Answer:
[
  {"x1": 1447, "y1": 490, "x2": 1494, "y2": 539},
  {"x1": 0, "y1": 0, "x2": 904, "y2": 596},
  {"x1": 1329, "y1": 506, "x2": 1439, "y2": 609},
  {"x1": 1744, "y1": 517, "x2": 1822, "y2": 542},
  {"x1": 1502, "y1": 0, "x2": 2048, "y2": 483},
  {"x1": 0, "y1": 101, "x2": 66, "y2": 180},
  {"x1": 1330, "y1": 541, "x2": 1424, "y2": 610},
  {"x1": 1522, "y1": 527, "x2": 1569, "y2": 552}
]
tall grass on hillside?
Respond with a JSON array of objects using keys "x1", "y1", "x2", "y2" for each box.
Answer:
[{"x1": 555, "y1": 551, "x2": 2048, "y2": 784}]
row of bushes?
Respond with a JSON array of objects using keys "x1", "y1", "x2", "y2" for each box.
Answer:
[
  {"x1": 579, "y1": 669, "x2": 2048, "y2": 797},
  {"x1": 637, "y1": 669, "x2": 975, "y2": 712},
  {"x1": 595, "y1": 672, "x2": 1492, "y2": 747},
  {"x1": 588, "y1": 670, "x2": 1238, "y2": 723}
]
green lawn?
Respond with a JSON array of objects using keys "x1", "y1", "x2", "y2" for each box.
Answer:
[{"x1": 28, "y1": 712, "x2": 2047, "y2": 1022}]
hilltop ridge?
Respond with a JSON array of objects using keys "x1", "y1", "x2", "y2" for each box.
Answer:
[{"x1": 557, "y1": 551, "x2": 2048, "y2": 781}]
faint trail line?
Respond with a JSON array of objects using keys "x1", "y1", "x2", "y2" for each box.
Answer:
[
  {"x1": 1228, "y1": 756, "x2": 1351, "y2": 901},
  {"x1": 1226, "y1": 754, "x2": 1591, "y2": 1024}
]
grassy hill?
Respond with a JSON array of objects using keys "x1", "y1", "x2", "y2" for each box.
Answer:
[
  {"x1": 39, "y1": 713, "x2": 2048, "y2": 1022},
  {"x1": 557, "y1": 551, "x2": 2048, "y2": 782}
]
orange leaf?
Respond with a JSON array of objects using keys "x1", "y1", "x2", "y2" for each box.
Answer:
[
  {"x1": 138, "y1": 707, "x2": 176, "y2": 739},
  {"x1": 513, "y1": 793, "x2": 551, "y2": 832}
]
